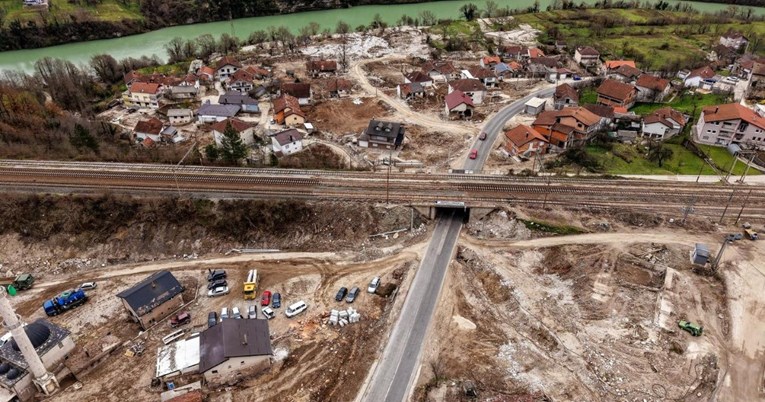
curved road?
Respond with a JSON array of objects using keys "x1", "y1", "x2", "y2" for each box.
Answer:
[{"x1": 361, "y1": 78, "x2": 567, "y2": 401}]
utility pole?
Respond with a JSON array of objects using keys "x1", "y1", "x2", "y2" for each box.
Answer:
[
  {"x1": 711, "y1": 238, "x2": 729, "y2": 272},
  {"x1": 681, "y1": 196, "x2": 696, "y2": 225},
  {"x1": 173, "y1": 141, "x2": 198, "y2": 198},
  {"x1": 719, "y1": 188, "x2": 736, "y2": 224},
  {"x1": 738, "y1": 151, "x2": 757, "y2": 184},
  {"x1": 735, "y1": 189, "x2": 753, "y2": 225},
  {"x1": 386, "y1": 146, "x2": 392, "y2": 204},
  {"x1": 542, "y1": 175, "x2": 551, "y2": 209},
  {"x1": 725, "y1": 154, "x2": 738, "y2": 183},
  {"x1": 695, "y1": 160, "x2": 705, "y2": 183}
]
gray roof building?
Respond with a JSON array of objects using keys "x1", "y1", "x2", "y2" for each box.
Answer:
[
  {"x1": 197, "y1": 103, "x2": 240, "y2": 118},
  {"x1": 116, "y1": 271, "x2": 184, "y2": 318},
  {"x1": 199, "y1": 319, "x2": 272, "y2": 373}
]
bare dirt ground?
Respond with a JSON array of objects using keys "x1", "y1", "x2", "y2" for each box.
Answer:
[{"x1": 307, "y1": 97, "x2": 393, "y2": 137}]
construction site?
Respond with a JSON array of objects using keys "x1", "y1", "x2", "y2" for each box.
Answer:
[{"x1": 0, "y1": 187, "x2": 759, "y2": 402}]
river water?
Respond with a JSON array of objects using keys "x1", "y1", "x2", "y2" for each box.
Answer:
[{"x1": 0, "y1": 0, "x2": 762, "y2": 73}]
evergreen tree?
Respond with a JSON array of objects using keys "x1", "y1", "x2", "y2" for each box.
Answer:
[{"x1": 219, "y1": 122, "x2": 248, "y2": 164}]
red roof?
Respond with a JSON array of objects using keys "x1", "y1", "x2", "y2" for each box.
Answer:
[
  {"x1": 281, "y1": 82, "x2": 311, "y2": 99},
  {"x1": 421, "y1": 60, "x2": 457, "y2": 75},
  {"x1": 528, "y1": 47, "x2": 545, "y2": 58},
  {"x1": 635, "y1": 74, "x2": 669, "y2": 91},
  {"x1": 577, "y1": 46, "x2": 600, "y2": 56},
  {"x1": 468, "y1": 66, "x2": 496, "y2": 79},
  {"x1": 215, "y1": 56, "x2": 242, "y2": 70},
  {"x1": 445, "y1": 90, "x2": 474, "y2": 110},
  {"x1": 210, "y1": 118, "x2": 253, "y2": 133},
  {"x1": 449, "y1": 79, "x2": 486, "y2": 92},
  {"x1": 605, "y1": 60, "x2": 636, "y2": 69},
  {"x1": 273, "y1": 94, "x2": 304, "y2": 117},
  {"x1": 230, "y1": 69, "x2": 254, "y2": 82},
  {"x1": 307, "y1": 60, "x2": 337, "y2": 72},
  {"x1": 405, "y1": 71, "x2": 433, "y2": 83},
  {"x1": 482, "y1": 56, "x2": 501, "y2": 66},
  {"x1": 644, "y1": 114, "x2": 673, "y2": 128},
  {"x1": 505, "y1": 125, "x2": 548, "y2": 149},
  {"x1": 129, "y1": 82, "x2": 161, "y2": 94},
  {"x1": 199, "y1": 66, "x2": 215, "y2": 77},
  {"x1": 596, "y1": 79, "x2": 636, "y2": 102},
  {"x1": 134, "y1": 117, "x2": 163, "y2": 135},
  {"x1": 701, "y1": 103, "x2": 765, "y2": 130},
  {"x1": 166, "y1": 390, "x2": 203, "y2": 402},
  {"x1": 653, "y1": 107, "x2": 686, "y2": 126},
  {"x1": 612, "y1": 64, "x2": 641, "y2": 78},
  {"x1": 688, "y1": 65, "x2": 715, "y2": 79},
  {"x1": 554, "y1": 83, "x2": 579, "y2": 102}
]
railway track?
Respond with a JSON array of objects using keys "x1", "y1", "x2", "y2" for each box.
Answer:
[{"x1": 1, "y1": 160, "x2": 764, "y2": 219}]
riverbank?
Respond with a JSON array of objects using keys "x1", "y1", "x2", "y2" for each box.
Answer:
[{"x1": 0, "y1": 0, "x2": 763, "y2": 73}]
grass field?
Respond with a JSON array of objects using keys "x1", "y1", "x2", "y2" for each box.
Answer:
[
  {"x1": 631, "y1": 92, "x2": 731, "y2": 120},
  {"x1": 586, "y1": 141, "x2": 759, "y2": 176},
  {"x1": 580, "y1": 87, "x2": 598, "y2": 104},
  {"x1": 514, "y1": 9, "x2": 765, "y2": 70},
  {"x1": 0, "y1": 0, "x2": 142, "y2": 23}
]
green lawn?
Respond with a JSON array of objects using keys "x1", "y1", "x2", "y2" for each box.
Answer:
[
  {"x1": 631, "y1": 93, "x2": 731, "y2": 121},
  {"x1": 586, "y1": 142, "x2": 759, "y2": 176},
  {"x1": 580, "y1": 87, "x2": 598, "y2": 105},
  {"x1": 698, "y1": 145, "x2": 761, "y2": 176},
  {"x1": 514, "y1": 9, "x2": 765, "y2": 70},
  {"x1": 0, "y1": 0, "x2": 143, "y2": 23}
]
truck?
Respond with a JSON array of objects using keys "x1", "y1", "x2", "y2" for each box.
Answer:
[
  {"x1": 43, "y1": 288, "x2": 88, "y2": 316},
  {"x1": 243, "y1": 269, "x2": 259, "y2": 300},
  {"x1": 745, "y1": 228, "x2": 758, "y2": 240},
  {"x1": 0, "y1": 274, "x2": 35, "y2": 291},
  {"x1": 678, "y1": 320, "x2": 703, "y2": 337}
]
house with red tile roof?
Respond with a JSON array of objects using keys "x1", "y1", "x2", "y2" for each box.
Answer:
[
  {"x1": 448, "y1": 79, "x2": 487, "y2": 105},
  {"x1": 307, "y1": 60, "x2": 338, "y2": 77},
  {"x1": 553, "y1": 83, "x2": 579, "y2": 110},
  {"x1": 228, "y1": 69, "x2": 255, "y2": 93},
  {"x1": 215, "y1": 56, "x2": 242, "y2": 81},
  {"x1": 694, "y1": 103, "x2": 765, "y2": 147},
  {"x1": 480, "y1": 55, "x2": 501, "y2": 68},
  {"x1": 444, "y1": 90, "x2": 474, "y2": 119},
  {"x1": 532, "y1": 107, "x2": 603, "y2": 150},
  {"x1": 642, "y1": 107, "x2": 686, "y2": 140},
  {"x1": 404, "y1": 71, "x2": 434, "y2": 87},
  {"x1": 604, "y1": 60, "x2": 636, "y2": 70},
  {"x1": 133, "y1": 117, "x2": 164, "y2": 142},
  {"x1": 607, "y1": 64, "x2": 642, "y2": 83},
  {"x1": 505, "y1": 125, "x2": 549, "y2": 157},
  {"x1": 635, "y1": 74, "x2": 671, "y2": 102},
  {"x1": 210, "y1": 118, "x2": 256, "y2": 146},
  {"x1": 596, "y1": 79, "x2": 638, "y2": 109},
  {"x1": 273, "y1": 94, "x2": 306, "y2": 127},
  {"x1": 125, "y1": 82, "x2": 163, "y2": 109},
  {"x1": 574, "y1": 47, "x2": 600, "y2": 66},
  {"x1": 280, "y1": 82, "x2": 312, "y2": 105},
  {"x1": 421, "y1": 60, "x2": 459, "y2": 81},
  {"x1": 683, "y1": 65, "x2": 715, "y2": 88}
]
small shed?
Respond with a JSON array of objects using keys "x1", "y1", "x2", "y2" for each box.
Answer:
[
  {"x1": 691, "y1": 243, "x2": 710, "y2": 265},
  {"x1": 726, "y1": 143, "x2": 741, "y2": 156},
  {"x1": 524, "y1": 97, "x2": 546, "y2": 116}
]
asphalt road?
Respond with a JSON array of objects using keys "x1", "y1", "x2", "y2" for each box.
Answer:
[
  {"x1": 360, "y1": 209, "x2": 464, "y2": 402},
  {"x1": 362, "y1": 81, "x2": 591, "y2": 402},
  {"x1": 463, "y1": 84, "x2": 558, "y2": 171}
]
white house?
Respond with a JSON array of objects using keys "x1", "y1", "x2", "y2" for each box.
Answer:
[
  {"x1": 214, "y1": 56, "x2": 242, "y2": 81},
  {"x1": 694, "y1": 103, "x2": 765, "y2": 147},
  {"x1": 168, "y1": 109, "x2": 195, "y2": 125},
  {"x1": 444, "y1": 90, "x2": 475, "y2": 119},
  {"x1": 642, "y1": 116, "x2": 674, "y2": 140},
  {"x1": 211, "y1": 118, "x2": 256, "y2": 146},
  {"x1": 574, "y1": 46, "x2": 600, "y2": 66},
  {"x1": 447, "y1": 79, "x2": 486, "y2": 105},
  {"x1": 133, "y1": 118, "x2": 164, "y2": 143},
  {"x1": 683, "y1": 66, "x2": 715, "y2": 88},
  {"x1": 272, "y1": 129, "x2": 304, "y2": 156},
  {"x1": 719, "y1": 31, "x2": 748, "y2": 50}
]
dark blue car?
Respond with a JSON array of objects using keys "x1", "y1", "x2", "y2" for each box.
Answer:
[{"x1": 272, "y1": 292, "x2": 282, "y2": 308}]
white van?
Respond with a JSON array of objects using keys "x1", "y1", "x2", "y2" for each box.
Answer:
[
  {"x1": 220, "y1": 307, "x2": 229, "y2": 321},
  {"x1": 285, "y1": 301, "x2": 307, "y2": 318}
]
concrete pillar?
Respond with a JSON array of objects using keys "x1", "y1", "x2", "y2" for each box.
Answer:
[{"x1": 0, "y1": 288, "x2": 58, "y2": 395}]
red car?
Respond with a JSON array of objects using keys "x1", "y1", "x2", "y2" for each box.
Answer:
[
  {"x1": 469, "y1": 149, "x2": 478, "y2": 159},
  {"x1": 261, "y1": 290, "x2": 272, "y2": 306}
]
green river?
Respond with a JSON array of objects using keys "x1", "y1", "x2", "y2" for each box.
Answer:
[{"x1": 0, "y1": 0, "x2": 762, "y2": 73}]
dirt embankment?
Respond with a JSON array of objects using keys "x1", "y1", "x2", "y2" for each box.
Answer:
[{"x1": 0, "y1": 194, "x2": 425, "y2": 275}]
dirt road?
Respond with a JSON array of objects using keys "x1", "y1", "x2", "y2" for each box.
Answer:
[
  {"x1": 462, "y1": 231, "x2": 710, "y2": 249},
  {"x1": 349, "y1": 57, "x2": 477, "y2": 135}
]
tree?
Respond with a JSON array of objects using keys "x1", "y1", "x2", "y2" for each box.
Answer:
[
  {"x1": 219, "y1": 122, "x2": 248, "y2": 164},
  {"x1": 370, "y1": 13, "x2": 387, "y2": 32},
  {"x1": 90, "y1": 54, "x2": 122, "y2": 84},
  {"x1": 70, "y1": 123, "x2": 99, "y2": 152},
  {"x1": 335, "y1": 20, "x2": 350, "y2": 35},
  {"x1": 165, "y1": 37, "x2": 187, "y2": 63},
  {"x1": 248, "y1": 30, "x2": 268, "y2": 45},
  {"x1": 306, "y1": 22, "x2": 321, "y2": 36},
  {"x1": 195, "y1": 34, "x2": 217, "y2": 59},
  {"x1": 485, "y1": 1, "x2": 499, "y2": 17},
  {"x1": 460, "y1": 3, "x2": 478, "y2": 21},
  {"x1": 647, "y1": 141, "x2": 673, "y2": 167},
  {"x1": 204, "y1": 144, "x2": 220, "y2": 161},
  {"x1": 419, "y1": 10, "x2": 437, "y2": 26},
  {"x1": 218, "y1": 33, "x2": 240, "y2": 54}
]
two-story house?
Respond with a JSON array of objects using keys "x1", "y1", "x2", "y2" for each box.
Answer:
[
  {"x1": 358, "y1": 120, "x2": 406, "y2": 150},
  {"x1": 126, "y1": 82, "x2": 162, "y2": 109},
  {"x1": 553, "y1": 83, "x2": 579, "y2": 110},
  {"x1": 694, "y1": 103, "x2": 765, "y2": 147},
  {"x1": 634, "y1": 74, "x2": 671, "y2": 102},
  {"x1": 596, "y1": 79, "x2": 637, "y2": 110},
  {"x1": 215, "y1": 56, "x2": 242, "y2": 81},
  {"x1": 574, "y1": 46, "x2": 600, "y2": 66},
  {"x1": 448, "y1": 79, "x2": 486, "y2": 105},
  {"x1": 271, "y1": 129, "x2": 304, "y2": 156}
]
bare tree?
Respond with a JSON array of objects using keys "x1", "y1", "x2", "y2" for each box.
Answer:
[
  {"x1": 419, "y1": 10, "x2": 437, "y2": 26},
  {"x1": 90, "y1": 54, "x2": 123, "y2": 84}
]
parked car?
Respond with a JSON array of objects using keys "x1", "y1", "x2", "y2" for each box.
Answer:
[
  {"x1": 335, "y1": 287, "x2": 348, "y2": 302},
  {"x1": 170, "y1": 312, "x2": 191, "y2": 328},
  {"x1": 573, "y1": 75, "x2": 582, "y2": 81},
  {"x1": 207, "y1": 269, "x2": 227, "y2": 282},
  {"x1": 478, "y1": 132, "x2": 487, "y2": 141},
  {"x1": 261, "y1": 290, "x2": 272, "y2": 306},
  {"x1": 207, "y1": 312, "x2": 218, "y2": 328},
  {"x1": 248, "y1": 305, "x2": 257, "y2": 319},
  {"x1": 220, "y1": 307, "x2": 229, "y2": 320},
  {"x1": 262, "y1": 307, "x2": 275, "y2": 320},
  {"x1": 346, "y1": 287, "x2": 360, "y2": 303},
  {"x1": 232, "y1": 306, "x2": 242, "y2": 319},
  {"x1": 368, "y1": 277, "x2": 381, "y2": 293},
  {"x1": 207, "y1": 279, "x2": 227, "y2": 290},
  {"x1": 469, "y1": 149, "x2": 478, "y2": 159},
  {"x1": 80, "y1": 282, "x2": 97, "y2": 291},
  {"x1": 285, "y1": 301, "x2": 307, "y2": 318},
  {"x1": 207, "y1": 285, "x2": 229, "y2": 297},
  {"x1": 272, "y1": 293, "x2": 282, "y2": 308}
]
